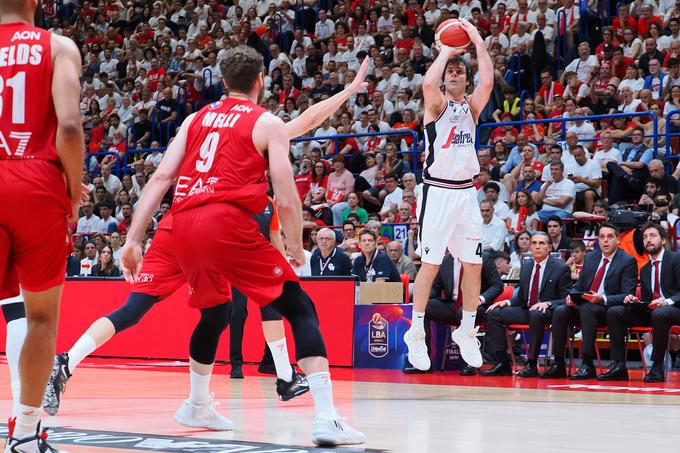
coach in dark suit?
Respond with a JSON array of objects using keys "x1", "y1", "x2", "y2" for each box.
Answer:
[
  {"x1": 482, "y1": 232, "x2": 572, "y2": 377},
  {"x1": 602, "y1": 223, "x2": 680, "y2": 381},
  {"x1": 420, "y1": 253, "x2": 504, "y2": 375},
  {"x1": 542, "y1": 223, "x2": 638, "y2": 380}
]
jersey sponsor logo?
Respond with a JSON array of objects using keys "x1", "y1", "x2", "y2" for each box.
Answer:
[
  {"x1": 209, "y1": 101, "x2": 222, "y2": 109},
  {"x1": 10, "y1": 31, "x2": 41, "y2": 42},
  {"x1": 0, "y1": 132, "x2": 32, "y2": 157},
  {"x1": 0, "y1": 44, "x2": 43, "y2": 67},
  {"x1": 230, "y1": 104, "x2": 254, "y2": 113},
  {"x1": 173, "y1": 176, "x2": 219, "y2": 203},
  {"x1": 440, "y1": 124, "x2": 474, "y2": 150},
  {"x1": 136, "y1": 273, "x2": 154, "y2": 283}
]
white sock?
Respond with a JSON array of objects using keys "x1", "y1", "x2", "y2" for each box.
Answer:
[
  {"x1": 307, "y1": 371, "x2": 335, "y2": 418},
  {"x1": 266, "y1": 338, "x2": 293, "y2": 382},
  {"x1": 68, "y1": 334, "x2": 97, "y2": 373},
  {"x1": 189, "y1": 369, "x2": 211, "y2": 406},
  {"x1": 412, "y1": 311, "x2": 425, "y2": 332},
  {"x1": 6, "y1": 318, "x2": 27, "y2": 417},
  {"x1": 460, "y1": 310, "x2": 477, "y2": 332},
  {"x1": 13, "y1": 404, "x2": 40, "y2": 439}
]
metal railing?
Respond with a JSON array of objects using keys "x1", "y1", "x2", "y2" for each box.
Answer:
[
  {"x1": 291, "y1": 129, "x2": 421, "y2": 171},
  {"x1": 477, "y1": 112, "x2": 660, "y2": 157}
]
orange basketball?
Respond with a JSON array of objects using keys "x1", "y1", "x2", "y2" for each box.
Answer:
[{"x1": 435, "y1": 19, "x2": 471, "y2": 49}]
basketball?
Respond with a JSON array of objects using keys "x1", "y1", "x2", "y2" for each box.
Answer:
[{"x1": 435, "y1": 19, "x2": 471, "y2": 49}]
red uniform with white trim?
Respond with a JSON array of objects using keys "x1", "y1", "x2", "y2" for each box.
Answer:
[
  {"x1": 171, "y1": 99, "x2": 298, "y2": 309},
  {"x1": 0, "y1": 22, "x2": 69, "y2": 296}
]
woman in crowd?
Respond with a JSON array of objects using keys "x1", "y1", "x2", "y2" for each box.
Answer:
[
  {"x1": 91, "y1": 246, "x2": 121, "y2": 277},
  {"x1": 507, "y1": 189, "x2": 540, "y2": 234},
  {"x1": 508, "y1": 230, "x2": 532, "y2": 280}
]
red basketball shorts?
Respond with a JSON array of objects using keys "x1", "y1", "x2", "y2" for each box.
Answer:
[
  {"x1": 132, "y1": 226, "x2": 187, "y2": 299},
  {"x1": 0, "y1": 160, "x2": 69, "y2": 294},
  {"x1": 171, "y1": 203, "x2": 298, "y2": 309}
]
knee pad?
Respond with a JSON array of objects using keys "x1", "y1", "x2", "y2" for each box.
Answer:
[
  {"x1": 190, "y1": 303, "x2": 230, "y2": 365},
  {"x1": 260, "y1": 304, "x2": 283, "y2": 321},
  {"x1": 105, "y1": 293, "x2": 160, "y2": 333},
  {"x1": 269, "y1": 282, "x2": 327, "y2": 360},
  {"x1": 1, "y1": 302, "x2": 25, "y2": 323}
]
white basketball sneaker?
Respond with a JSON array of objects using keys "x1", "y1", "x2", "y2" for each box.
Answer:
[
  {"x1": 312, "y1": 412, "x2": 365, "y2": 446},
  {"x1": 451, "y1": 326, "x2": 484, "y2": 368},
  {"x1": 174, "y1": 395, "x2": 234, "y2": 431},
  {"x1": 403, "y1": 328, "x2": 431, "y2": 371}
]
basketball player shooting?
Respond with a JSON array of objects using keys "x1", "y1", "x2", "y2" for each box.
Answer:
[{"x1": 403, "y1": 18, "x2": 493, "y2": 371}]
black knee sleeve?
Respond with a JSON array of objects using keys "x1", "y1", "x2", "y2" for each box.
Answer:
[
  {"x1": 269, "y1": 281, "x2": 327, "y2": 361},
  {"x1": 105, "y1": 293, "x2": 160, "y2": 333},
  {"x1": 260, "y1": 304, "x2": 283, "y2": 321},
  {"x1": 190, "y1": 303, "x2": 231, "y2": 365},
  {"x1": 1, "y1": 302, "x2": 25, "y2": 323}
]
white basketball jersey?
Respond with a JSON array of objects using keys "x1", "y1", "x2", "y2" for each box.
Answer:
[{"x1": 423, "y1": 98, "x2": 479, "y2": 187}]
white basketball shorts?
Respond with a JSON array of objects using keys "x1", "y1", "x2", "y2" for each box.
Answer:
[{"x1": 416, "y1": 185, "x2": 483, "y2": 265}]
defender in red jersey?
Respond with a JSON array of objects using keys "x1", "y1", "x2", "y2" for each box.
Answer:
[
  {"x1": 43, "y1": 57, "x2": 371, "y2": 434},
  {"x1": 0, "y1": 0, "x2": 84, "y2": 451},
  {"x1": 121, "y1": 46, "x2": 365, "y2": 447}
]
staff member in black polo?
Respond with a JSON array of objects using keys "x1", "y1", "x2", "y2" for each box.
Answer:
[
  {"x1": 352, "y1": 229, "x2": 401, "y2": 282},
  {"x1": 542, "y1": 223, "x2": 638, "y2": 379},
  {"x1": 310, "y1": 228, "x2": 353, "y2": 276},
  {"x1": 482, "y1": 232, "x2": 572, "y2": 377},
  {"x1": 603, "y1": 222, "x2": 680, "y2": 381}
]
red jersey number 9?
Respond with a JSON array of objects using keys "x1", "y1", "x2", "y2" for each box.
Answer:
[{"x1": 196, "y1": 132, "x2": 219, "y2": 172}]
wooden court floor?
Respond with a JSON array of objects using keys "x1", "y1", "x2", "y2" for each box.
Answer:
[{"x1": 1, "y1": 359, "x2": 680, "y2": 452}]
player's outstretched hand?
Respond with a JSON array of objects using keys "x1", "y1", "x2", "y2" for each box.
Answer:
[
  {"x1": 348, "y1": 56, "x2": 370, "y2": 94},
  {"x1": 287, "y1": 244, "x2": 307, "y2": 268},
  {"x1": 457, "y1": 17, "x2": 484, "y2": 46},
  {"x1": 120, "y1": 242, "x2": 144, "y2": 283}
]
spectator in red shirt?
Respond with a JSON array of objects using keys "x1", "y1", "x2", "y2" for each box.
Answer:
[
  {"x1": 536, "y1": 70, "x2": 565, "y2": 114},
  {"x1": 609, "y1": 46, "x2": 634, "y2": 79},
  {"x1": 392, "y1": 109, "x2": 418, "y2": 146},
  {"x1": 396, "y1": 25, "x2": 414, "y2": 53},
  {"x1": 146, "y1": 58, "x2": 166, "y2": 92},
  {"x1": 612, "y1": 4, "x2": 637, "y2": 42},
  {"x1": 295, "y1": 156, "x2": 313, "y2": 202},
  {"x1": 595, "y1": 27, "x2": 620, "y2": 61},
  {"x1": 278, "y1": 73, "x2": 301, "y2": 105},
  {"x1": 637, "y1": 5, "x2": 664, "y2": 39}
]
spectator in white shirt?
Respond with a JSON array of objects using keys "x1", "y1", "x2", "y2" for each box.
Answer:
[
  {"x1": 79, "y1": 241, "x2": 98, "y2": 276},
  {"x1": 563, "y1": 42, "x2": 599, "y2": 84},
  {"x1": 76, "y1": 202, "x2": 100, "y2": 235},
  {"x1": 484, "y1": 182, "x2": 513, "y2": 221},
  {"x1": 97, "y1": 204, "x2": 119, "y2": 234},
  {"x1": 569, "y1": 145, "x2": 603, "y2": 213},
  {"x1": 101, "y1": 164, "x2": 122, "y2": 196},
  {"x1": 537, "y1": 160, "x2": 577, "y2": 222},
  {"x1": 314, "y1": 9, "x2": 335, "y2": 40},
  {"x1": 481, "y1": 201, "x2": 508, "y2": 252}
]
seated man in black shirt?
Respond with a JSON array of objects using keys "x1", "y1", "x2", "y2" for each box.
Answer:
[
  {"x1": 310, "y1": 228, "x2": 353, "y2": 276},
  {"x1": 352, "y1": 229, "x2": 400, "y2": 282}
]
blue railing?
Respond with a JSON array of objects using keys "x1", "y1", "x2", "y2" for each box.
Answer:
[
  {"x1": 477, "y1": 112, "x2": 660, "y2": 157},
  {"x1": 291, "y1": 129, "x2": 421, "y2": 171},
  {"x1": 86, "y1": 151, "x2": 122, "y2": 177}
]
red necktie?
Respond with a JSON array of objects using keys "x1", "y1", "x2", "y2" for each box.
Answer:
[
  {"x1": 589, "y1": 258, "x2": 609, "y2": 293},
  {"x1": 529, "y1": 263, "x2": 541, "y2": 307},
  {"x1": 652, "y1": 260, "x2": 661, "y2": 300}
]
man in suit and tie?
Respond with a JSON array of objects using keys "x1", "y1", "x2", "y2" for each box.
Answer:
[
  {"x1": 542, "y1": 223, "x2": 638, "y2": 379},
  {"x1": 417, "y1": 254, "x2": 504, "y2": 375},
  {"x1": 602, "y1": 222, "x2": 680, "y2": 381},
  {"x1": 482, "y1": 232, "x2": 572, "y2": 377}
]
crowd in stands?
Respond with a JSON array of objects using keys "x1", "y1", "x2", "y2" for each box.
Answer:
[{"x1": 52, "y1": 0, "x2": 680, "y2": 373}]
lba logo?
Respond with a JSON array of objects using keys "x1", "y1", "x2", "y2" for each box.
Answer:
[{"x1": 368, "y1": 313, "x2": 389, "y2": 358}]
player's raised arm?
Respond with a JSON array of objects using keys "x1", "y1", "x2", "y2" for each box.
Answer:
[
  {"x1": 121, "y1": 113, "x2": 195, "y2": 280},
  {"x1": 285, "y1": 57, "x2": 369, "y2": 139},
  {"x1": 254, "y1": 113, "x2": 305, "y2": 265},
  {"x1": 51, "y1": 35, "x2": 86, "y2": 220},
  {"x1": 423, "y1": 45, "x2": 460, "y2": 121},
  {"x1": 458, "y1": 18, "x2": 493, "y2": 122}
]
